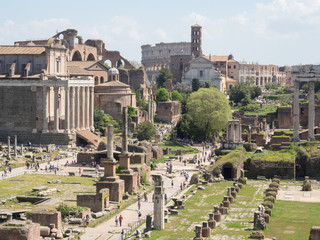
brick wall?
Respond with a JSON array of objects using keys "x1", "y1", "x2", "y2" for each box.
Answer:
[{"x1": 27, "y1": 211, "x2": 62, "y2": 231}]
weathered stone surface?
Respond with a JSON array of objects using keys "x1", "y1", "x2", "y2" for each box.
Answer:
[
  {"x1": 250, "y1": 231, "x2": 265, "y2": 239},
  {"x1": 214, "y1": 212, "x2": 221, "y2": 222},
  {"x1": 201, "y1": 227, "x2": 211, "y2": 237},
  {"x1": 309, "y1": 226, "x2": 320, "y2": 240}
]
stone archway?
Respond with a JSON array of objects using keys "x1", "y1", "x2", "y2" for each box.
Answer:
[
  {"x1": 222, "y1": 163, "x2": 233, "y2": 179},
  {"x1": 87, "y1": 53, "x2": 95, "y2": 61},
  {"x1": 72, "y1": 51, "x2": 82, "y2": 61}
]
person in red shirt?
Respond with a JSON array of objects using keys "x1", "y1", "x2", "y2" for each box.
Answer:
[{"x1": 119, "y1": 215, "x2": 123, "y2": 227}]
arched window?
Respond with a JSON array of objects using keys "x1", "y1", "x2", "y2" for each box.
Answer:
[
  {"x1": 94, "y1": 76, "x2": 99, "y2": 85},
  {"x1": 100, "y1": 77, "x2": 104, "y2": 84}
]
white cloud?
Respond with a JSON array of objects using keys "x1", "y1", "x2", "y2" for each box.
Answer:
[
  {"x1": 154, "y1": 28, "x2": 169, "y2": 41},
  {"x1": 111, "y1": 16, "x2": 144, "y2": 41}
]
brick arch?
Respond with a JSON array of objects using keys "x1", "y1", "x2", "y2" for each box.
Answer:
[
  {"x1": 72, "y1": 50, "x2": 82, "y2": 61},
  {"x1": 101, "y1": 50, "x2": 134, "y2": 70},
  {"x1": 87, "y1": 53, "x2": 95, "y2": 61}
]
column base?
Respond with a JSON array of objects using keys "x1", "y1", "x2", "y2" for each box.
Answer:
[
  {"x1": 308, "y1": 137, "x2": 315, "y2": 141},
  {"x1": 53, "y1": 130, "x2": 59, "y2": 134},
  {"x1": 90, "y1": 126, "x2": 95, "y2": 132},
  {"x1": 42, "y1": 130, "x2": 49, "y2": 134},
  {"x1": 32, "y1": 129, "x2": 38, "y2": 134},
  {"x1": 64, "y1": 129, "x2": 71, "y2": 134}
]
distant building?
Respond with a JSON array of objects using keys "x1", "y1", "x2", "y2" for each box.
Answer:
[{"x1": 238, "y1": 63, "x2": 287, "y2": 87}]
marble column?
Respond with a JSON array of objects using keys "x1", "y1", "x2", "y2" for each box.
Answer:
[
  {"x1": 53, "y1": 86, "x2": 59, "y2": 133},
  {"x1": 64, "y1": 86, "x2": 70, "y2": 133},
  {"x1": 293, "y1": 81, "x2": 300, "y2": 141},
  {"x1": 81, "y1": 87, "x2": 85, "y2": 130},
  {"x1": 75, "y1": 86, "x2": 80, "y2": 131},
  {"x1": 90, "y1": 87, "x2": 94, "y2": 131},
  {"x1": 86, "y1": 86, "x2": 90, "y2": 130},
  {"x1": 308, "y1": 81, "x2": 315, "y2": 141},
  {"x1": 42, "y1": 86, "x2": 49, "y2": 133},
  {"x1": 70, "y1": 87, "x2": 75, "y2": 133}
]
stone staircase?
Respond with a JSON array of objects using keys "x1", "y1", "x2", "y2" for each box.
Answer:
[{"x1": 76, "y1": 130, "x2": 101, "y2": 147}]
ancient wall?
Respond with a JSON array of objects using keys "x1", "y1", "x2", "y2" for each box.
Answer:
[
  {"x1": 246, "y1": 159, "x2": 294, "y2": 179},
  {"x1": 0, "y1": 86, "x2": 36, "y2": 132},
  {"x1": 155, "y1": 101, "x2": 181, "y2": 123},
  {"x1": 27, "y1": 211, "x2": 62, "y2": 231},
  {"x1": 119, "y1": 173, "x2": 138, "y2": 193},
  {"x1": 170, "y1": 55, "x2": 192, "y2": 82},
  {"x1": 277, "y1": 106, "x2": 293, "y2": 129},
  {"x1": 0, "y1": 221, "x2": 40, "y2": 240},
  {"x1": 77, "y1": 188, "x2": 109, "y2": 212}
]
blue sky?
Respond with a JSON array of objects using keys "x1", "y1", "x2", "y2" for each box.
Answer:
[{"x1": 0, "y1": 0, "x2": 320, "y2": 66}]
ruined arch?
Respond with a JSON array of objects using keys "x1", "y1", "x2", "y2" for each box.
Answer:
[
  {"x1": 104, "y1": 59, "x2": 112, "y2": 68},
  {"x1": 87, "y1": 53, "x2": 95, "y2": 61},
  {"x1": 222, "y1": 163, "x2": 234, "y2": 179},
  {"x1": 72, "y1": 50, "x2": 82, "y2": 61}
]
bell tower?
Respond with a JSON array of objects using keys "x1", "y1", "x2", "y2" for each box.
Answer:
[{"x1": 191, "y1": 24, "x2": 202, "y2": 58}]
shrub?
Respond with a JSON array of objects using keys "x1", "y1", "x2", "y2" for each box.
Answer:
[
  {"x1": 262, "y1": 200, "x2": 274, "y2": 209},
  {"x1": 243, "y1": 143, "x2": 257, "y2": 152},
  {"x1": 56, "y1": 204, "x2": 88, "y2": 218},
  {"x1": 264, "y1": 196, "x2": 275, "y2": 203},
  {"x1": 266, "y1": 191, "x2": 277, "y2": 198},
  {"x1": 137, "y1": 121, "x2": 156, "y2": 141}
]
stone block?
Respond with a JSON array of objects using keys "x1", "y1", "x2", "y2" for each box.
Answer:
[
  {"x1": 263, "y1": 213, "x2": 270, "y2": 224},
  {"x1": 228, "y1": 196, "x2": 234, "y2": 203},
  {"x1": 250, "y1": 231, "x2": 265, "y2": 239},
  {"x1": 201, "y1": 227, "x2": 211, "y2": 237},
  {"x1": 40, "y1": 226, "x2": 50, "y2": 237},
  {"x1": 309, "y1": 226, "x2": 320, "y2": 240},
  {"x1": 214, "y1": 212, "x2": 221, "y2": 222},
  {"x1": 264, "y1": 208, "x2": 272, "y2": 216},
  {"x1": 223, "y1": 200, "x2": 230, "y2": 208},
  {"x1": 208, "y1": 220, "x2": 216, "y2": 229},
  {"x1": 96, "y1": 179, "x2": 125, "y2": 202},
  {"x1": 231, "y1": 191, "x2": 237, "y2": 198},
  {"x1": 219, "y1": 207, "x2": 228, "y2": 215},
  {"x1": 26, "y1": 211, "x2": 62, "y2": 231}
]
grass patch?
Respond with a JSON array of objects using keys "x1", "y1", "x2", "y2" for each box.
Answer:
[
  {"x1": 209, "y1": 148, "x2": 245, "y2": 172},
  {"x1": 251, "y1": 149, "x2": 295, "y2": 163},
  {"x1": 264, "y1": 200, "x2": 320, "y2": 240}
]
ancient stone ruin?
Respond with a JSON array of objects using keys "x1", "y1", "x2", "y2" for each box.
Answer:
[{"x1": 152, "y1": 174, "x2": 164, "y2": 230}]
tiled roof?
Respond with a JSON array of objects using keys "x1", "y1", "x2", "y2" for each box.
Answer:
[
  {"x1": 67, "y1": 61, "x2": 107, "y2": 76},
  {"x1": 0, "y1": 46, "x2": 46, "y2": 55},
  {"x1": 204, "y1": 55, "x2": 229, "y2": 62},
  {"x1": 191, "y1": 24, "x2": 201, "y2": 27}
]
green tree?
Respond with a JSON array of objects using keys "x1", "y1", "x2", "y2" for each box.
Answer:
[
  {"x1": 116, "y1": 59, "x2": 123, "y2": 68},
  {"x1": 127, "y1": 105, "x2": 136, "y2": 118},
  {"x1": 94, "y1": 108, "x2": 118, "y2": 135},
  {"x1": 192, "y1": 78, "x2": 200, "y2": 92},
  {"x1": 155, "y1": 88, "x2": 169, "y2": 103},
  {"x1": 172, "y1": 90, "x2": 183, "y2": 102},
  {"x1": 187, "y1": 87, "x2": 232, "y2": 139},
  {"x1": 204, "y1": 81, "x2": 211, "y2": 88},
  {"x1": 251, "y1": 86, "x2": 262, "y2": 99},
  {"x1": 137, "y1": 121, "x2": 157, "y2": 141},
  {"x1": 173, "y1": 82, "x2": 192, "y2": 94},
  {"x1": 135, "y1": 89, "x2": 147, "y2": 111},
  {"x1": 156, "y1": 67, "x2": 173, "y2": 88}
]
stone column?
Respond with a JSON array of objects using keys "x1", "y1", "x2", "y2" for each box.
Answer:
[
  {"x1": 148, "y1": 97, "x2": 151, "y2": 121},
  {"x1": 7, "y1": 136, "x2": 10, "y2": 159},
  {"x1": 86, "y1": 86, "x2": 90, "y2": 130},
  {"x1": 122, "y1": 106, "x2": 128, "y2": 153},
  {"x1": 64, "y1": 86, "x2": 70, "y2": 133},
  {"x1": 14, "y1": 135, "x2": 17, "y2": 157},
  {"x1": 75, "y1": 86, "x2": 80, "y2": 131},
  {"x1": 107, "y1": 124, "x2": 114, "y2": 161},
  {"x1": 153, "y1": 174, "x2": 164, "y2": 230},
  {"x1": 70, "y1": 87, "x2": 75, "y2": 133},
  {"x1": 42, "y1": 86, "x2": 49, "y2": 133},
  {"x1": 20, "y1": 144, "x2": 23, "y2": 156},
  {"x1": 293, "y1": 81, "x2": 300, "y2": 141},
  {"x1": 89, "y1": 87, "x2": 95, "y2": 131},
  {"x1": 81, "y1": 87, "x2": 85, "y2": 130},
  {"x1": 53, "y1": 86, "x2": 59, "y2": 133},
  {"x1": 151, "y1": 99, "x2": 154, "y2": 123},
  {"x1": 308, "y1": 81, "x2": 315, "y2": 141}
]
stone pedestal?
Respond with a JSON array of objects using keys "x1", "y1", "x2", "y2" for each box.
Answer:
[
  {"x1": 119, "y1": 172, "x2": 138, "y2": 194},
  {"x1": 201, "y1": 221, "x2": 211, "y2": 237},
  {"x1": 228, "y1": 196, "x2": 234, "y2": 203},
  {"x1": 219, "y1": 207, "x2": 228, "y2": 215},
  {"x1": 193, "y1": 225, "x2": 203, "y2": 240},
  {"x1": 231, "y1": 191, "x2": 237, "y2": 198},
  {"x1": 119, "y1": 153, "x2": 130, "y2": 170},
  {"x1": 214, "y1": 212, "x2": 221, "y2": 222},
  {"x1": 96, "y1": 179, "x2": 124, "y2": 202}
]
